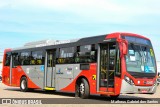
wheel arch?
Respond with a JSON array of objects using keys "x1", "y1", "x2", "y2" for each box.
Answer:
[
  {"x1": 76, "y1": 76, "x2": 90, "y2": 89},
  {"x1": 20, "y1": 75, "x2": 40, "y2": 89},
  {"x1": 20, "y1": 75, "x2": 28, "y2": 84},
  {"x1": 20, "y1": 75, "x2": 27, "y2": 80}
]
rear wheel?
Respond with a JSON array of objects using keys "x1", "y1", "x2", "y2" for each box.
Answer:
[
  {"x1": 20, "y1": 77, "x2": 29, "y2": 92},
  {"x1": 76, "y1": 78, "x2": 90, "y2": 99}
]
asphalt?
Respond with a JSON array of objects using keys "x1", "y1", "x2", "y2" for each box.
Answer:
[{"x1": 0, "y1": 82, "x2": 160, "y2": 106}]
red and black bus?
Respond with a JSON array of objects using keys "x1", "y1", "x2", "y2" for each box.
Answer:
[{"x1": 2, "y1": 32, "x2": 157, "y2": 98}]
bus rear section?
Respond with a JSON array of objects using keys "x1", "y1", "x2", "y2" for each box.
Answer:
[
  {"x1": 2, "y1": 49, "x2": 40, "y2": 89},
  {"x1": 2, "y1": 49, "x2": 11, "y2": 86},
  {"x1": 2, "y1": 32, "x2": 157, "y2": 99}
]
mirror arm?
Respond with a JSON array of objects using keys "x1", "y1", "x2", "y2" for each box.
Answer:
[{"x1": 117, "y1": 38, "x2": 128, "y2": 57}]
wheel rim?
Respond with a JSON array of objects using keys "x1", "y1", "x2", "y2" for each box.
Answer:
[
  {"x1": 21, "y1": 80, "x2": 26, "y2": 90},
  {"x1": 80, "y1": 83, "x2": 85, "y2": 95}
]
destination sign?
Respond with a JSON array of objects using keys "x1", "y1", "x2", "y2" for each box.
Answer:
[{"x1": 123, "y1": 36, "x2": 152, "y2": 46}]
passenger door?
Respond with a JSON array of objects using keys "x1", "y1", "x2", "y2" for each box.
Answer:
[
  {"x1": 45, "y1": 50, "x2": 56, "y2": 89},
  {"x1": 99, "y1": 42, "x2": 116, "y2": 92}
]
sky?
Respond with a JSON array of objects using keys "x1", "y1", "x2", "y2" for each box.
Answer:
[{"x1": 0, "y1": 0, "x2": 160, "y2": 61}]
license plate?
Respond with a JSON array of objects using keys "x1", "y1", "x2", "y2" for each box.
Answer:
[{"x1": 141, "y1": 89, "x2": 148, "y2": 93}]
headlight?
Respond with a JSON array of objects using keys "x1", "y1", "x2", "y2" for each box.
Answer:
[{"x1": 124, "y1": 75, "x2": 134, "y2": 85}]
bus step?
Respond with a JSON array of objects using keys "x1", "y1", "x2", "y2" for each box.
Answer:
[
  {"x1": 44, "y1": 87, "x2": 56, "y2": 91},
  {"x1": 97, "y1": 91, "x2": 115, "y2": 95}
]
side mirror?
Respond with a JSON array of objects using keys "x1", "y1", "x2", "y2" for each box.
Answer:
[{"x1": 117, "y1": 37, "x2": 128, "y2": 57}]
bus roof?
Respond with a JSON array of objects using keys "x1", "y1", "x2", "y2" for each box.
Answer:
[
  {"x1": 12, "y1": 34, "x2": 107, "y2": 51},
  {"x1": 11, "y1": 32, "x2": 150, "y2": 51}
]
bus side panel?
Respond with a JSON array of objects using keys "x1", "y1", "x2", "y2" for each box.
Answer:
[
  {"x1": 88, "y1": 63, "x2": 97, "y2": 94},
  {"x1": 2, "y1": 65, "x2": 39, "y2": 89},
  {"x1": 2, "y1": 49, "x2": 11, "y2": 86},
  {"x1": 2, "y1": 66, "x2": 10, "y2": 86},
  {"x1": 27, "y1": 76, "x2": 40, "y2": 89},
  {"x1": 55, "y1": 64, "x2": 80, "y2": 92},
  {"x1": 60, "y1": 63, "x2": 97, "y2": 94},
  {"x1": 114, "y1": 76, "x2": 122, "y2": 95},
  {"x1": 12, "y1": 67, "x2": 20, "y2": 87},
  {"x1": 12, "y1": 66, "x2": 39, "y2": 88},
  {"x1": 21, "y1": 65, "x2": 44, "y2": 89}
]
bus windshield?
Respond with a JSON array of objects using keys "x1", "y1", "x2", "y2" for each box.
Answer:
[{"x1": 124, "y1": 37, "x2": 156, "y2": 74}]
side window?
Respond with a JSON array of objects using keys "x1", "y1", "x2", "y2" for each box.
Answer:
[
  {"x1": 4, "y1": 52, "x2": 11, "y2": 66},
  {"x1": 109, "y1": 45, "x2": 116, "y2": 70},
  {"x1": 12, "y1": 53, "x2": 21, "y2": 67},
  {"x1": 75, "y1": 44, "x2": 97, "y2": 63},
  {"x1": 80, "y1": 45, "x2": 91, "y2": 52},
  {"x1": 47, "y1": 51, "x2": 53, "y2": 67},
  {"x1": 47, "y1": 50, "x2": 56, "y2": 67},
  {"x1": 31, "y1": 51, "x2": 44, "y2": 65},
  {"x1": 57, "y1": 47, "x2": 75, "y2": 64},
  {"x1": 20, "y1": 51, "x2": 31, "y2": 65}
]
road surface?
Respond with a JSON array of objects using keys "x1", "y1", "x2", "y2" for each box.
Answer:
[{"x1": 0, "y1": 82, "x2": 160, "y2": 107}]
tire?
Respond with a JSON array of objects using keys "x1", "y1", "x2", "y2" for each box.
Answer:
[
  {"x1": 75, "y1": 83, "x2": 80, "y2": 98},
  {"x1": 77, "y1": 78, "x2": 90, "y2": 99},
  {"x1": 20, "y1": 77, "x2": 29, "y2": 92}
]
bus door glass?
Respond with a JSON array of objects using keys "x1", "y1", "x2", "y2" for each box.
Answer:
[
  {"x1": 99, "y1": 42, "x2": 116, "y2": 91},
  {"x1": 46, "y1": 50, "x2": 56, "y2": 88}
]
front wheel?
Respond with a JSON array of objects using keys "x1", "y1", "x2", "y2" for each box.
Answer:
[
  {"x1": 20, "y1": 77, "x2": 29, "y2": 92},
  {"x1": 76, "y1": 78, "x2": 90, "y2": 99}
]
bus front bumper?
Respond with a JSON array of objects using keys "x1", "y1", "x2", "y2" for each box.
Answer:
[{"x1": 120, "y1": 80, "x2": 157, "y2": 94}]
